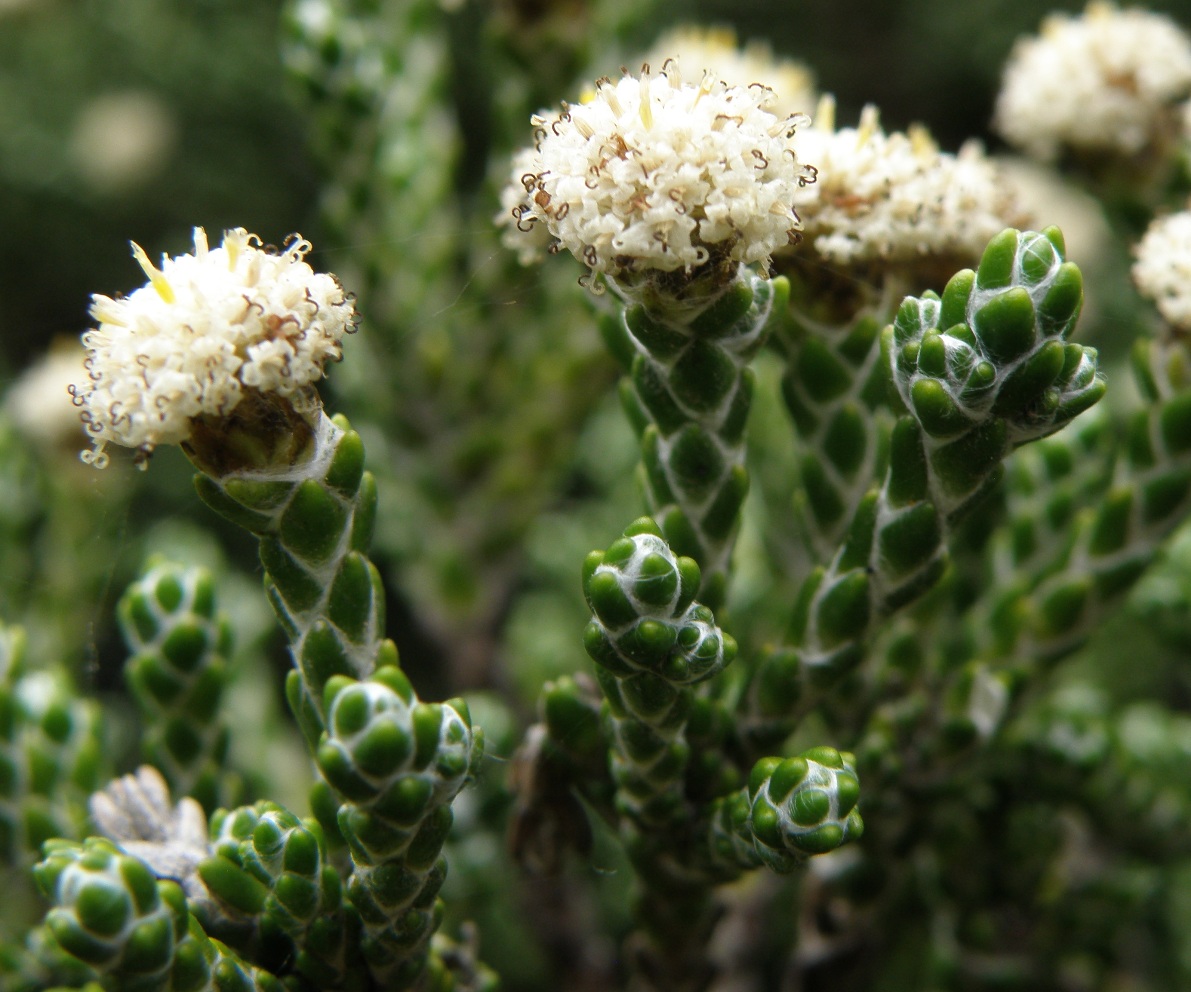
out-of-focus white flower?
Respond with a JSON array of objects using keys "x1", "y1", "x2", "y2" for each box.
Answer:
[
  {"x1": 6, "y1": 341, "x2": 89, "y2": 449},
  {"x1": 74, "y1": 228, "x2": 356, "y2": 468},
  {"x1": 1133, "y1": 207, "x2": 1191, "y2": 331},
  {"x1": 500, "y1": 67, "x2": 816, "y2": 283},
  {"x1": 997, "y1": 157, "x2": 1112, "y2": 273},
  {"x1": 70, "y1": 91, "x2": 177, "y2": 194},
  {"x1": 792, "y1": 97, "x2": 1024, "y2": 270},
  {"x1": 644, "y1": 25, "x2": 816, "y2": 117},
  {"x1": 995, "y1": 1, "x2": 1191, "y2": 163}
]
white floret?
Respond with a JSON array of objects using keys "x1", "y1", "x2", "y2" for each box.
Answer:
[
  {"x1": 1133, "y1": 208, "x2": 1191, "y2": 331},
  {"x1": 496, "y1": 146, "x2": 555, "y2": 266},
  {"x1": 995, "y1": 1, "x2": 1191, "y2": 162},
  {"x1": 74, "y1": 228, "x2": 356, "y2": 467},
  {"x1": 501, "y1": 67, "x2": 816, "y2": 280},
  {"x1": 792, "y1": 98, "x2": 1021, "y2": 268}
]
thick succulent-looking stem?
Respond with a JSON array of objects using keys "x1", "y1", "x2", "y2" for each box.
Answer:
[
  {"x1": 744, "y1": 228, "x2": 1105, "y2": 737},
  {"x1": 0, "y1": 623, "x2": 104, "y2": 863},
  {"x1": 193, "y1": 412, "x2": 382, "y2": 748},
  {"x1": 32, "y1": 837, "x2": 283, "y2": 992},
  {"x1": 118, "y1": 562, "x2": 236, "y2": 813},
  {"x1": 981, "y1": 334, "x2": 1191, "y2": 664},
  {"x1": 707, "y1": 747, "x2": 864, "y2": 873},
  {"x1": 889, "y1": 228, "x2": 1103, "y2": 514},
  {"x1": 315, "y1": 667, "x2": 480, "y2": 985},
  {"x1": 582, "y1": 519, "x2": 735, "y2": 992},
  {"x1": 582, "y1": 517, "x2": 736, "y2": 828},
  {"x1": 608, "y1": 271, "x2": 785, "y2": 610},
  {"x1": 580, "y1": 518, "x2": 863, "y2": 992},
  {"x1": 192, "y1": 410, "x2": 484, "y2": 988},
  {"x1": 778, "y1": 308, "x2": 894, "y2": 565},
  {"x1": 199, "y1": 800, "x2": 359, "y2": 989},
  {"x1": 853, "y1": 325, "x2": 1190, "y2": 846}
]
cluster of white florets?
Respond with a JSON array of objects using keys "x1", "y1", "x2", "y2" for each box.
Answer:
[
  {"x1": 501, "y1": 67, "x2": 816, "y2": 281},
  {"x1": 498, "y1": 146, "x2": 556, "y2": 267},
  {"x1": 791, "y1": 98, "x2": 1021, "y2": 268},
  {"x1": 643, "y1": 26, "x2": 816, "y2": 118},
  {"x1": 74, "y1": 228, "x2": 355, "y2": 468},
  {"x1": 1133, "y1": 208, "x2": 1191, "y2": 331},
  {"x1": 994, "y1": 2, "x2": 1191, "y2": 162}
]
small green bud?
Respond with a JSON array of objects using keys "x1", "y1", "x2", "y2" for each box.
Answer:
[
  {"x1": 939, "y1": 269, "x2": 975, "y2": 329},
  {"x1": 973, "y1": 287, "x2": 1036, "y2": 364},
  {"x1": 746, "y1": 748, "x2": 864, "y2": 871},
  {"x1": 975, "y1": 228, "x2": 1018, "y2": 289}
]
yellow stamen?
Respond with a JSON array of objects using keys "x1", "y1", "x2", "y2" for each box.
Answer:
[
  {"x1": 130, "y1": 242, "x2": 175, "y2": 304},
  {"x1": 909, "y1": 124, "x2": 937, "y2": 158},
  {"x1": 224, "y1": 228, "x2": 248, "y2": 270},
  {"x1": 603, "y1": 84, "x2": 623, "y2": 117},
  {"x1": 639, "y1": 74, "x2": 654, "y2": 128},
  {"x1": 814, "y1": 93, "x2": 836, "y2": 133},
  {"x1": 857, "y1": 104, "x2": 880, "y2": 146}
]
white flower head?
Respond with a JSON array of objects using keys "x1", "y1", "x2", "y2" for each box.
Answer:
[
  {"x1": 644, "y1": 26, "x2": 816, "y2": 118},
  {"x1": 502, "y1": 66, "x2": 816, "y2": 286},
  {"x1": 994, "y1": 2, "x2": 1191, "y2": 163},
  {"x1": 792, "y1": 97, "x2": 1026, "y2": 274},
  {"x1": 71, "y1": 90, "x2": 177, "y2": 194},
  {"x1": 1133, "y1": 207, "x2": 1191, "y2": 331},
  {"x1": 74, "y1": 228, "x2": 356, "y2": 468}
]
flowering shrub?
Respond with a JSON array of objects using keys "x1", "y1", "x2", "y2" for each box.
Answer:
[{"x1": 3, "y1": 3, "x2": 1191, "y2": 991}]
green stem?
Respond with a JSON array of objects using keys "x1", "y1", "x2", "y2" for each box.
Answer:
[
  {"x1": 118, "y1": 562, "x2": 237, "y2": 813},
  {"x1": 582, "y1": 518, "x2": 735, "y2": 827},
  {"x1": 610, "y1": 270, "x2": 785, "y2": 610},
  {"x1": 193, "y1": 411, "x2": 382, "y2": 748},
  {"x1": 0, "y1": 623, "x2": 104, "y2": 863},
  {"x1": 742, "y1": 228, "x2": 1105, "y2": 742},
  {"x1": 191, "y1": 408, "x2": 484, "y2": 989},
  {"x1": 777, "y1": 299, "x2": 898, "y2": 566},
  {"x1": 988, "y1": 334, "x2": 1191, "y2": 665}
]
